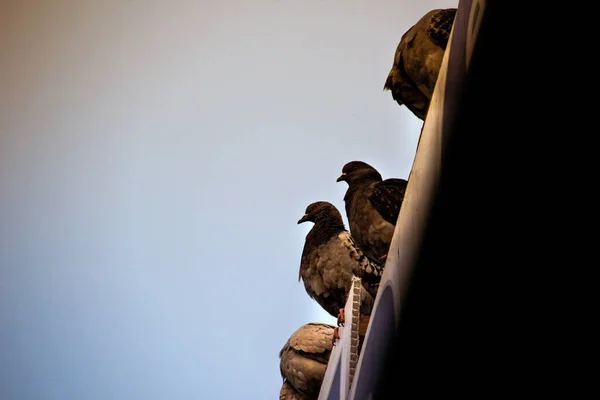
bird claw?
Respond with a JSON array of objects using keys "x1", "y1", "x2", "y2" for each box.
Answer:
[
  {"x1": 337, "y1": 308, "x2": 345, "y2": 327},
  {"x1": 379, "y1": 254, "x2": 388, "y2": 263},
  {"x1": 332, "y1": 327, "x2": 340, "y2": 346}
]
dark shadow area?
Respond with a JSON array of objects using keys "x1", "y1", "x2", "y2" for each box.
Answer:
[{"x1": 371, "y1": 1, "x2": 550, "y2": 397}]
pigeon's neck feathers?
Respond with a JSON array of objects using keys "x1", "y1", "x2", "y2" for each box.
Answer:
[
  {"x1": 355, "y1": 170, "x2": 383, "y2": 184},
  {"x1": 347, "y1": 171, "x2": 382, "y2": 191},
  {"x1": 343, "y1": 175, "x2": 379, "y2": 203},
  {"x1": 307, "y1": 218, "x2": 346, "y2": 246},
  {"x1": 299, "y1": 219, "x2": 346, "y2": 282}
]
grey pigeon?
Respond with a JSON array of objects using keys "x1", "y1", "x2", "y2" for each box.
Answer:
[
  {"x1": 279, "y1": 322, "x2": 335, "y2": 400},
  {"x1": 297, "y1": 201, "x2": 384, "y2": 331},
  {"x1": 384, "y1": 8, "x2": 457, "y2": 120},
  {"x1": 337, "y1": 161, "x2": 408, "y2": 265}
]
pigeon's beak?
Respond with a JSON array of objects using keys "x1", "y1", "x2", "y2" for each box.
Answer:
[
  {"x1": 297, "y1": 214, "x2": 309, "y2": 224},
  {"x1": 336, "y1": 173, "x2": 347, "y2": 183}
]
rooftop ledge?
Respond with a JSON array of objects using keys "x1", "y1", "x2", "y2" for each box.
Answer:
[{"x1": 317, "y1": 1, "x2": 487, "y2": 398}]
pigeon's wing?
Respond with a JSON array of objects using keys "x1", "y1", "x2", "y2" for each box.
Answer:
[
  {"x1": 299, "y1": 239, "x2": 354, "y2": 317},
  {"x1": 338, "y1": 232, "x2": 384, "y2": 284},
  {"x1": 298, "y1": 240, "x2": 317, "y2": 282},
  {"x1": 384, "y1": 54, "x2": 429, "y2": 120},
  {"x1": 288, "y1": 323, "x2": 335, "y2": 360},
  {"x1": 368, "y1": 178, "x2": 408, "y2": 225},
  {"x1": 427, "y1": 8, "x2": 457, "y2": 50},
  {"x1": 280, "y1": 323, "x2": 334, "y2": 398},
  {"x1": 384, "y1": 25, "x2": 430, "y2": 120},
  {"x1": 280, "y1": 381, "x2": 306, "y2": 400}
]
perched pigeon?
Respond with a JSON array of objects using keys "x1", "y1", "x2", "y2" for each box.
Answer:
[
  {"x1": 337, "y1": 161, "x2": 408, "y2": 264},
  {"x1": 297, "y1": 201, "x2": 384, "y2": 336},
  {"x1": 384, "y1": 8, "x2": 457, "y2": 120},
  {"x1": 279, "y1": 322, "x2": 335, "y2": 399}
]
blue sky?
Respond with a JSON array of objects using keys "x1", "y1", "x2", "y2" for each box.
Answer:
[{"x1": 0, "y1": 0, "x2": 456, "y2": 398}]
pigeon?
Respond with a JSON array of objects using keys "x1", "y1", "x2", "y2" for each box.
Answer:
[
  {"x1": 297, "y1": 201, "x2": 384, "y2": 340},
  {"x1": 384, "y1": 8, "x2": 457, "y2": 120},
  {"x1": 337, "y1": 161, "x2": 408, "y2": 265},
  {"x1": 279, "y1": 322, "x2": 335, "y2": 399}
]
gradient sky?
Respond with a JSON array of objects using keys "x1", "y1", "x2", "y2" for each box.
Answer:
[{"x1": 0, "y1": 0, "x2": 457, "y2": 398}]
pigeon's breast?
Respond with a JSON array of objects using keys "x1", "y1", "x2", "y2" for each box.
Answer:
[
  {"x1": 314, "y1": 238, "x2": 355, "y2": 290},
  {"x1": 302, "y1": 237, "x2": 354, "y2": 298}
]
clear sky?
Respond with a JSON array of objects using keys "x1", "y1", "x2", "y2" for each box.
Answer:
[{"x1": 0, "y1": 0, "x2": 457, "y2": 398}]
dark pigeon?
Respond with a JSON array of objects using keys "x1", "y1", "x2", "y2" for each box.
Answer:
[
  {"x1": 384, "y1": 8, "x2": 457, "y2": 120},
  {"x1": 337, "y1": 161, "x2": 408, "y2": 265},
  {"x1": 297, "y1": 201, "x2": 384, "y2": 328},
  {"x1": 279, "y1": 322, "x2": 335, "y2": 399}
]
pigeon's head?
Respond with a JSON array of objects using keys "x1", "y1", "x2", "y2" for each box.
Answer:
[
  {"x1": 297, "y1": 201, "x2": 343, "y2": 225},
  {"x1": 336, "y1": 161, "x2": 383, "y2": 185}
]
